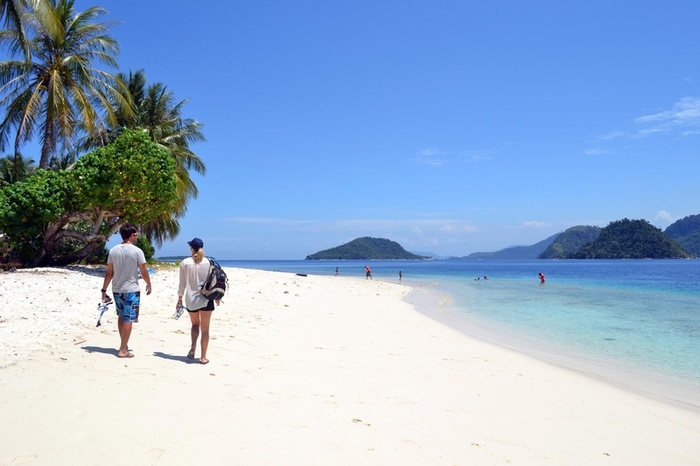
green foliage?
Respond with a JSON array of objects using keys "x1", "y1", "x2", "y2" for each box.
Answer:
[
  {"x1": 665, "y1": 214, "x2": 700, "y2": 237},
  {"x1": 0, "y1": 129, "x2": 178, "y2": 265},
  {"x1": 673, "y1": 233, "x2": 700, "y2": 258},
  {"x1": 70, "y1": 129, "x2": 178, "y2": 224},
  {"x1": 0, "y1": 169, "x2": 71, "y2": 261},
  {"x1": 539, "y1": 226, "x2": 602, "y2": 259},
  {"x1": 83, "y1": 69, "x2": 206, "y2": 246},
  {"x1": 306, "y1": 237, "x2": 429, "y2": 260},
  {"x1": 572, "y1": 219, "x2": 688, "y2": 259},
  {"x1": 136, "y1": 234, "x2": 155, "y2": 262},
  {"x1": 665, "y1": 214, "x2": 700, "y2": 257}
]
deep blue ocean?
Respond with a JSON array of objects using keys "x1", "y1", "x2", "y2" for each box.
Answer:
[{"x1": 218, "y1": 259, "x2": 700, "y2": 409}]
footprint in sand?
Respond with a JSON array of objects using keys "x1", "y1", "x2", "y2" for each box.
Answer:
[
  {"x1": 142, "y1": 448, "x2": 165, "y2": 462},
  {"x1": 351, "y1": 418, "x2": 371, "y2": 426},
  {"x1": 12, "y1": 454, "x2": 38, "y2": 464}
]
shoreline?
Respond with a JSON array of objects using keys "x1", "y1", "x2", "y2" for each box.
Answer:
[
  {"x1": 404, "y1": 279, "x2": 700, "y2": 414},
  {"x1": 1, "y1": 266, "x2": 700, "y2": 464}
]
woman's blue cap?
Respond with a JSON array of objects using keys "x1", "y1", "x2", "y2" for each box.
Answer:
[{"x1": 187, "y1": 237, "x2": 204, "y2": 250}]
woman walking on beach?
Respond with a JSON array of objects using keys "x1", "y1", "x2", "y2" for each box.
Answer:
[{"x1": 177, "y1": 237, "x2": 218, "y2": 364}]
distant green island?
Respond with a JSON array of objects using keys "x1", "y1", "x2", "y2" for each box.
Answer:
[
  {"x1": 570, "y1": 219, "x2": 687, "y2": 259},
  {"x1": 664, "y1": 213, "x2": 700, "y2": 257},
  {"x1": 306, "y1": 237, "x2": 430, "y2": 260},
  {"x1": 455, "y1": 217, "x2": 695, "y2": 260}
]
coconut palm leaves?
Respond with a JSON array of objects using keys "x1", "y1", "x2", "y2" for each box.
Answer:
[
  {"x1": 0, "y1": 0, "x2": 130, "y2": 168},
  {"x1": 0, "y1": 0, "x2": 50, "y2": 59}
]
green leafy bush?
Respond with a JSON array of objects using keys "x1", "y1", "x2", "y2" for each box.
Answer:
[{"x1": 0, "y1": 129, "x2": 178, "y2": 266}]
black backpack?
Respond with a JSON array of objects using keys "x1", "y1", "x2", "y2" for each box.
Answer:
[{"x1": 200, "y1": 257, "x2": 228, "y2": 301}]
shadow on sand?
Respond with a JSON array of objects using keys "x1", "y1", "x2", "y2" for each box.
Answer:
[
  {"x1": 81, "y1": 345, "x2": 119, "y2": 357},
  {"x1": 82, "y1": 347, "x2": 196, "y2": 363},
  {"x1": 152, "y1": 351, "x2": 196, "y2": 364}
]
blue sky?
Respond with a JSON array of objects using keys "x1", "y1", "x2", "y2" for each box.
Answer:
[{"x1": 77, "y1": 2, "x2": 700, "y2": 258}]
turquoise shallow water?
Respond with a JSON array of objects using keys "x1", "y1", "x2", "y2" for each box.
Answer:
[{"x1": 218, "y1": 259, "x2": 700, "y2": 409}]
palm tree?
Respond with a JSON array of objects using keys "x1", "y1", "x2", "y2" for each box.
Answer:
[
  {"x1": 123, "y1": 71, "x2": 206, "y2": 245},
  {"x1": 0, "y1": 0, "x2": 131, "y2": 168},
  {"x1": 0, "y1": 151, "x2": 35, "y2": 185},
  {"x1": 83, "y1": 69, "x2": 206, "y2": 245},
  {"x1": 47, "y1": 148, "x2": 77, "y2": 169},
  {"x1": 0, "y1": 0, "x2": 50, "y2": 59}
]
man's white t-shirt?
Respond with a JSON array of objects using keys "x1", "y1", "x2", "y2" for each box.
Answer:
[{"x1": 108, "y1": 243, "x2": 146, "y2": 293}]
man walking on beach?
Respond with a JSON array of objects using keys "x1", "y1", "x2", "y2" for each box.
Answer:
[{"x1": 101, "y1": 224, "x2": 152, "y2": 358}]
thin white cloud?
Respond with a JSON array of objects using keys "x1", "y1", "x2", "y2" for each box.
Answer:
[
  {"x1": 439, "y1": 223, "x2": 479, "y2": 234},
  {"x1": 584, "y1": 147, "x2": 615, "y2": 156},
  {"x1": 596, "y1": 130, "x2": 626, "y2": 141},
  {"x1": 522, "y1": 221, "x2": 547, "y2": 229},
  {"x1": 225, "y1": 216, "x2": 480, "y2": 238},
  {"x1": 413, "y1": 148, "x2": 495, "y2": 166},
  {"x1": 412, "y1": 148, "x2": 451, "y2": 167},
  {"x1": 461, "y1": 149, "x2": 495, "y2": 162},
  {"x1": 632, "y1": 126, "x2": 666, "y2": 138},
  {"x1": 634, "y1": 96, "x2": 700, "y2": 136},
  {"x1": 587, "y1": 97, "x2": 700, "y2": 151}
]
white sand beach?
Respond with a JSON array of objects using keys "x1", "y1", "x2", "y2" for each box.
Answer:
[{"x1": 1, "y1": 266, "x2": 699, "y2": 465}]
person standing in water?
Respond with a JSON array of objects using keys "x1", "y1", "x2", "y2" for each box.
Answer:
[{"x1": 539, "y1": 272, "x2": 546, "y2": 283}]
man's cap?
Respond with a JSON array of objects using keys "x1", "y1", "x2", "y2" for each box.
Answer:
[{"x1": 187, "y1": 237, "x2": 204, "y2": 250}]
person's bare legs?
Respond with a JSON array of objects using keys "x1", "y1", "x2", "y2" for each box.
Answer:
[
  {"x1": 117, "y1": 317, "x2": 133, "y2": 358},
  {"x1": 199, "y1": 310, "x2": 213, "y2": 364},
  {"x1": 188, "y1": 311, "x2": 200, "y2": 359}
]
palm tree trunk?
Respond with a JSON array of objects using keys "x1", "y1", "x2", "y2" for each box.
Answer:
[{"x1": 39, "y1": 125, "x2": 53, "y2": 168}]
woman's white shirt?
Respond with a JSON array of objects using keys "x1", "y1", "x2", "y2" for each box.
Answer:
[{"x1": 178, "y1": 256, "x2": 211, "y2": 310}]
